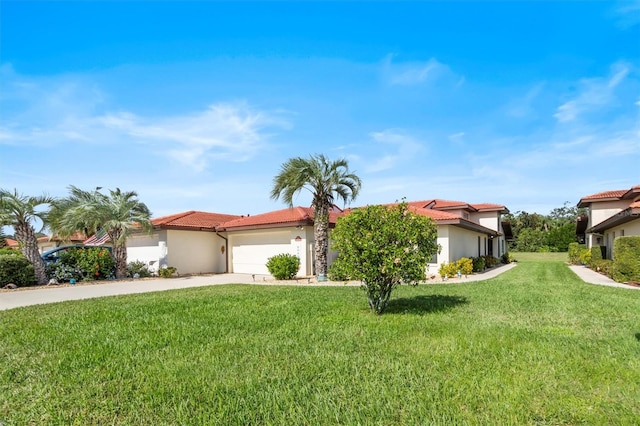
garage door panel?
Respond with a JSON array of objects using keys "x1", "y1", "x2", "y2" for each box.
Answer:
[{"x1": 231, "y1": 232, "x2": 292, "y2": 274}]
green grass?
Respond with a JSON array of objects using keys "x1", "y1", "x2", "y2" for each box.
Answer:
[{"x1": 2, "y1": 253, "x2": 640, "y2": 424}]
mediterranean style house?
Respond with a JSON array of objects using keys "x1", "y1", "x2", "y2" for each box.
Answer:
[
  {"x1": 122, "y1": 198, "x2": 511, "y2": 277},
  {"x1": 577, "y1": 184, "x2": 640, "y2": 259}
]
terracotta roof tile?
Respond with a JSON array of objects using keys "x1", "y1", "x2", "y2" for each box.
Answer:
[
  {"x1": 152, "y1": 211, "x2": 242, "y2": 230},
  {"x1": 221, "y1": 207, "x2": 342, "y2": 230},
  {"x1": 471, "y1": 203, "x2": 508, "y2": 212},
  {"x1": 581, "y1": 189, "x2": 628, "y2": 201}
]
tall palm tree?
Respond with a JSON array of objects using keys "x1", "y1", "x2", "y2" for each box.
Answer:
[
  {"x1": 49, "y1": 186, "x2": 153, "y2": 279},
  {"x1": 271, "y1": 154, "x2": 361, "y2": 280},
  {"x1": 0, "y1": 189, "x2": 54, "y2": 285}
]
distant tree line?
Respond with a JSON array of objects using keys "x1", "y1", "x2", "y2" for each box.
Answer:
[{"x1": 505, "y1": 202, "x2": 587, "y2": 252}]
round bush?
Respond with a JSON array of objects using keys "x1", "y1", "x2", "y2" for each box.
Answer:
[
  {"x1": 266, "y1": 253, "x2": 300, "y2": 280},
  {"x1": 0, "y1": 254, "x2": 36, "y2": 287}
]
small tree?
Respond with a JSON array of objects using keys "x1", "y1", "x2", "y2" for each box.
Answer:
[
  {"x1": 0, "y1": 189, "x2": 54, "y2": 285},
  {"x1": 330, "y1": 202, "x2": 440, "y2": 314}
]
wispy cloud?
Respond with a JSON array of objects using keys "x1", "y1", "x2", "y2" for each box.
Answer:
[
  {"x1": 613, "y1": 0, "x2": 640, "y2": 28},
  {"x1": 506, "y1": 82, "x2": 545, "y2": 118},
  {"x1": 382, "y1": 55, "x2": 458, "y2": 86},
  {"x1": 0, "y1": 67, "x2": 289, "y2": 172},
  {"x1": 364, "y1": 130, "x2": 424, "y2": 173},
  {"x1": 554, "y1": 62, "x2": 630, "y2": 123}
]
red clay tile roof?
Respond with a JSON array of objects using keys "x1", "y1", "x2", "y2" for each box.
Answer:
[
  {"x1": 152, "y1": 211, "x2": 242, "y2": 230},
  {"x1": 581, "y1": 189, "x2": 628, "y2": 201},
  {"x1": 221, "y1": 207, "x2": 343, "y2": 231},
  {"x1": 471, "y1": 203, "x2": 508, "y2": 212},
  {"x1": 630, "y1": 201, "x2": 640, "y2": 208},
  {"x1": 579, "y1": 184, "x2": 640, "y2": 206}
]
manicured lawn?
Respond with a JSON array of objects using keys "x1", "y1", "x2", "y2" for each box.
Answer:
[{"x1": 2, "y1": 254, "x2": 640, "y2": 424}]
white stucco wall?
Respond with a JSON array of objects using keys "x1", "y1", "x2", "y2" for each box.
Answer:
[
  {"x1": 165, "y1": 229, "x2": 227, "y2": 275},
  {"x1": 428, "y1": 225, "x2": 490, "y2": 273},
  {"x1": 229, "y1": 228, "x2": 306, "y2": 276},
  {"x1": 590, "y1": 200, "x2": 629, "y2": 227},
  {"x1": 601, "y1": 218, "x2": 640, "y2": 259},
  {"x1": 473, "y1": 211, "x2": 500, "y2": 231},
  {"x1": 127, "y1": 232, "x2": 163, "y2": 272},
  {"x1": 127, "y1": 229, "x2": 227, "y2": 275},
  {"x1": 227, "y1": 226, "x2": 338, "y2": 277}
]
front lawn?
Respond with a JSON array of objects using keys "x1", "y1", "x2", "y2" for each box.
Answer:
[{"x1": 2, "y1": 254, "x2": 639, "y2": 424}]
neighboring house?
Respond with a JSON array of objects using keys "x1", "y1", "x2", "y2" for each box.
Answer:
[
  {"x1": 577, "y1": 184, "x2": 640, "y2": 259},
  {"x1": 126, "y1": 210, "x2": 242, "y2": 275},
  {"x1": 220, "y1": 206, "x2": 343, "y2": 276},
  {"x1": 406, "y1": 200, "x2": 510, "y2": 272}
]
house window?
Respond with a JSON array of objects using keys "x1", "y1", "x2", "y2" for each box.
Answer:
[
  {"x1": 477, "y1": 236, "x2": 481, "y2": 257},
  {"x1": 621, "y1": 230, "x2": 625, "y2": 236}
]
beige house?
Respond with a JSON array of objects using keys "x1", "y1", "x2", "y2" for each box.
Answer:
[
  {"x1": 124, "y1": 198, "x2": 510, "y2": 278},
  {"x1": 406, "y1": 200, "x2": 510, "y2": 271},
  {"x1": 577, "y1": 184, "x2": 640, "y2": 259},
  {"x1": 126, "y1": 211, "x2": 241, "y2": 275}
]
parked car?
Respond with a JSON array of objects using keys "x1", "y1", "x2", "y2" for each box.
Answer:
[{"x1": 41, "y1": 245, "x2": 113, "y2": 265}]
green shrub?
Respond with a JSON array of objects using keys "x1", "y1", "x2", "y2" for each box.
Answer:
[
  {"x1": 158, "y1": 266, "x2": 177, "y2": 278},
  {"x1": 501, "y1": 252, "x2": 515, "y2": 264},
  {"x1": 579, "y1": 248, "x2": 592, "y2": 266},
  {"x1": 589, "y1": 246, "x2": 603, "y2": 269},
  {"x1": 483, "y1": 256, "x2": 499, "y2": 268},
  {"x1": 328, "y1": 260, "x2": 350, "y2": 281},
  {"x1": 50, "y1": 247, "x2": 115, "y2": 282},
  {"x1": 611, "y1": 237, "x2": 640, "y2": 283},
  {"x1": 127, "y1": 260, "x2": 152, "y2": 278},
  {"x1": 46, "y1": 263, "x2": 83, "y2": 283},
  {"x1": 0, "y1": 248, "x2": 22, "y2": 257},
  {"x1": 568, "y1": 242, "x2": 585, "y2": 265},
  {"x1": 456, "y1": 257, "x2": 473, "y2": 276},
  {"x1": 593, "y1": 259, "x2": 613, "y2": 278},
  {"x1": 266, "y1": 253, "x2": 300, "y2": 280},
  {"x1": 438, "y1": 262, "x2": 458, "y2": 278},
  {"x1": 0, "y1": 254, "x2": 36, "y2": 287},
  {"x1": 472, "y1": 256, "x2": 486, "y2": 272}
]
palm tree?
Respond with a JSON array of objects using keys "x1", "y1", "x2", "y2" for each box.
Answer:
[
  {"x1": 0, "y1": 189, "x2": 54, "y2": 285},
  {"x1": 271, "y1": 154, "x2": 361, "y2": 280},
  {"x1": 49, "y1": 186, "x2": 153, "y2": 279}
]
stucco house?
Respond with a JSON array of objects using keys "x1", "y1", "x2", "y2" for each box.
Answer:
[
  {"x1": 219, "y1": 199, "x2": 509, "y2": 277},
  {"x1": 126, "y1": 210, "x2": 241, "y2": 275},
  {"x1": 124, "y1": 198, "x2": 510, "y2": 278},
  {"x1": 577, "y1": 184, "x2": 640, "y2": 259},
  {"x1": 406, "y1": 200, "x2": 510, "y2": 271}
]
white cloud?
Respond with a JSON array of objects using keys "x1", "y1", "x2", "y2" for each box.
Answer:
[
  {"x1": 506, "y1": 82, "x2": 545, "y2": 118},
  {"x1": 448, "y1": 132, "x2": 465, "y2": 144},
  {"x1": 554, "y1": 62, "x2": 630, "y2": 123},
  {"x1": 0, "y1": 69, "x2": 289, "y2": 172},
  {"x1": 364, "y1": 130, "x2": 424, "y2": 173},
  {"x1": 382, "y1": 55, "x2": 457, "y2": 86},
  {"x1": 613, "y1": 0, "x2": 640, "y2": 28}
]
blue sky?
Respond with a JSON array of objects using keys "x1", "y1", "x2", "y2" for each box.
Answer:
[{"x1": 1, "y1": 1, "x2": 639, "y2": 220}]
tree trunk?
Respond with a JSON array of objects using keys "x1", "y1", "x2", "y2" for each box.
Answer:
[
  {"x1": 15, "y1": 222, "x2": 48, "y2": 285},
  {"x1": 110, "y1": 229, "x2": 128, "y2": 279},
  {"x1": 314, "y1": 203, "x2": 330, "y2": 279}
]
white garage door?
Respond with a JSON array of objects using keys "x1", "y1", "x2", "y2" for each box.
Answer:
[{"x1": 231, "y1": 231, "x2": 292, "y2": 274}]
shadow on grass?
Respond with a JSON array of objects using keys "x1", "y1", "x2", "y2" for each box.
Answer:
[
  {"x1": 386, "y1": 295, "x2": 469, "y2": 315},
  {"x1": 635, "y1": 333, "x2": 640, "y2": 342}
]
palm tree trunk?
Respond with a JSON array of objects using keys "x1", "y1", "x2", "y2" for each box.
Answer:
[
  {"x1": 314, "y1": 203, "x2": 329, "y2": 280},
  {"x1": 109, "y1": 229, "x2": 128, "y2": 279},
  {"x1": 15, "y1": 222, "x2": 48, "y2": 285}
]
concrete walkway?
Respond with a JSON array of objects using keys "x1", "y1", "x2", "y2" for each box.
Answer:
[
  {"x1": 568, "y1": 264, "x2": 640, "y2": 290},
  {"x1": 1, "y1": 264, "x2": 520, "y2": 311}
]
